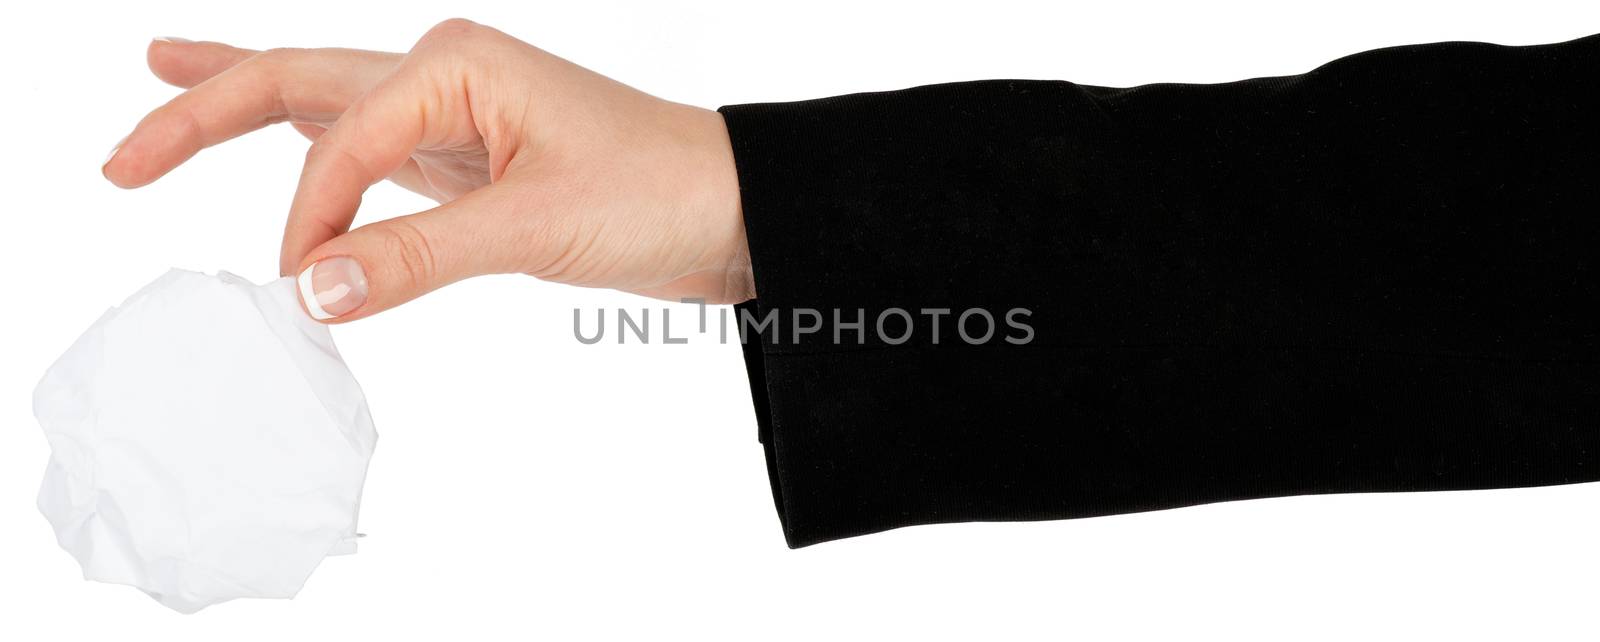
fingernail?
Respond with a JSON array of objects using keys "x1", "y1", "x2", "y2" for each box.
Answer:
[
  {"x1": 102, "y1": 136, "x2": 126, "y2": 175},
  {"x1": 297, "y1": 257, "x2": 369, "y2": 320},
  {"x1": 153, "y1": 36, "x2": 193, "y2": 44}
]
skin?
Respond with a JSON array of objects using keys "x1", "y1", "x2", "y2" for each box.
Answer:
[{"x1": 103, "y1": 18, "x2": 755, "y2": 323}]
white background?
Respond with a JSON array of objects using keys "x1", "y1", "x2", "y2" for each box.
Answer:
[{"x1": 3, "y1": 0, "x2": 1598, "y2": 639}]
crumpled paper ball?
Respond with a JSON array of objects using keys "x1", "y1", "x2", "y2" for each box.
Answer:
[{"x1": 33, "y1": 269, "x2": 378, "y2": 613}]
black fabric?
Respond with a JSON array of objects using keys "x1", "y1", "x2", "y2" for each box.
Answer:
[{"x1": 720, "y1": 34, "x2": 1600, "y2": 548}]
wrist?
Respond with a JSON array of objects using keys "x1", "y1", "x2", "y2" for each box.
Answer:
[{"x1": 698, "y1": 108, "x2": 755, "y2": 303}]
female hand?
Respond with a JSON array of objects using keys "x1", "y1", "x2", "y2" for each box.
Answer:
[{"x1": 103, "y1": 18, "x2": 752, "y2": 321}]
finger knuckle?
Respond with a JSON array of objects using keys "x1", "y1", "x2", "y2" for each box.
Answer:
[
  {"x1": 423, "y1": 18, "x2": 483, "y2": 43},
  {"x1": 242, "y1": 48, "x2": 306, "y2": 102},
  {"x1": 416, "y1": 18, "x2": 512, "y2": 65},
  {"x1": 378, "y1": 219, "x2": 439, "y2": 287},
  {"x1": 253, "y1": 47, "x2": 306, "y2": 70}
]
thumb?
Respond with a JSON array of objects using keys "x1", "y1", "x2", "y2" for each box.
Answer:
[{"x1": 294, "y1": 186, "x2": 513, "y2": 323}]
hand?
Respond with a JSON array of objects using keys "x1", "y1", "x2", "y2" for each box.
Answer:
[{"x1": 103, "y1": 19, "x2": 753, "y2": 322}]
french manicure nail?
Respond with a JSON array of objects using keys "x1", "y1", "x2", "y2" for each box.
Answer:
[
  {"x1": 102, "y1": 137, "x2": 126, "y2": 174},
  {"x1": 297, "y1": 257, "x2": 369, "y2": 320},
  {"x1": 153, "y1": 36, "x2": 193, "y2": 44}
]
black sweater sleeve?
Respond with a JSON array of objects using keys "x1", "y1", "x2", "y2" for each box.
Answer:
[{"x1": 719, "y1": 34, "x2": 1600, "y2": 548}]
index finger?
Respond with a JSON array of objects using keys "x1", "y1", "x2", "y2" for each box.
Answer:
[{"x1": 279, "y1": 72, "x2": 428, "y2": 275}]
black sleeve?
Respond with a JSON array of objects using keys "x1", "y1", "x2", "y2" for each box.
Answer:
[{"x1": 719, "y1": 34, "x2": 1600, "y2": 548}]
